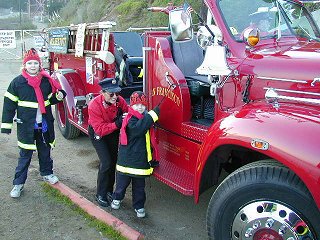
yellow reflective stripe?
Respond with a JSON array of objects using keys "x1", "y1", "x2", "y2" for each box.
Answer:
[
  {"x1": 4, "y1": 91, "x2": 18, "y2": 102},
  {"x1": 116, "y1": 164, "x2": 153, "y2": 176},
  {"x1": 17, "y1": 100, "x2": 50, "y2": 108},
  {"x1": 48, "y1": 93, "x2": 53, "y2": 99},
  {"x1": 18, "y1": 101, "x2": 38, "y2": 108},
  {"x1": 146, "y1": 131, "x2": 152, "y2": 161},
  {"x1": 138, "y1": 68, "x2": 143, "y2": 78},
  {"x1": 49, "y1": 140, "x2": 56, "y2": 148},
  {"x1": 1, "y1": 122, "x2": 13, "y2": 129},
  {"x1": 148, "y1": 110, "x2": 159, "y2": 122},
  {"x1": 18, "y1": 141, "x2": 36, "y2": 150}
]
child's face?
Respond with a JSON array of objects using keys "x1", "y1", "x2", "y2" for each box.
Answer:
[
  {"x1": 132, "y1": 103, "x2": 146, "y2": 114},
  {"x1": 25, "y1": 60, "x2": 40, "y2": 75}
]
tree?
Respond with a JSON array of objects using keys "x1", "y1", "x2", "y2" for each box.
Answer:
[
  {"x1": 47, "y1": 0, "x2": 65, "y2": 16},
  {"x1": 0, "y1": 0, "x2": 27, "y2": 11},
  {"x1": 305, "y1": 2, "x2": 320, "y2": 12}
]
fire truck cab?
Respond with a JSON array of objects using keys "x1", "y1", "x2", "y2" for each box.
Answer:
[{"x1": 48, "y1": 0, "x2": 320, "y2": 239}]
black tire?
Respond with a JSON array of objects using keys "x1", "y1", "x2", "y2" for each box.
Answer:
[
  {"x1": 55, "y1": 100, "x2": 80, "y2": 139},
  {"x1": 207, "y1": 160, "x2": 320, "y2": 239}
]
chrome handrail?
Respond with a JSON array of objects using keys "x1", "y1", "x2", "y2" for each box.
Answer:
[
  {"x1": 265, "y1": 88, "x2": 320, "y2": 106},
  {"x1": 263, "y1": 87, "x2": 320, "y2": 97}
]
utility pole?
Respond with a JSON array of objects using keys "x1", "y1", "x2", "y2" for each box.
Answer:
[
  {"x1": 28, "y1": 0, "x2": 31, "y2": 18},
  {"x1": 19, "y1": 0, "x2": 22, "y2": 29},
  {"x1": 28, "y1": 0, "x2": 46, "y2": 22}
]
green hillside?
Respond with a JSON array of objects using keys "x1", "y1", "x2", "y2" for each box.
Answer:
[
  {"x1": 1, "y1": 1, "x2": 318, "y2": 30},
  {"x1": 52, "y1": 0, "x2": 204, "y2": 30}
]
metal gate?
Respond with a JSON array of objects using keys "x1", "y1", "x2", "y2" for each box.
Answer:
[
  {"x1": 0, "y1": 29, "x2": 47, "y2": 61},
  {"x1": 0, "y1": 30, "x2": 23, "y2": 60}
]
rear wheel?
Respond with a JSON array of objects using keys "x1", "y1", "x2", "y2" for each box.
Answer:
[
  {"x1": 55, "y1": 100, "x2": 80, "y2": 139},
  {"x1": 207, "y1": 160, "x2": 320, "y2": 240}
]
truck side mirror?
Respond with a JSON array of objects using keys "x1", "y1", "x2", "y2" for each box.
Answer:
[{"x1": 169, "y1": 8, "x2": 193, "y2": 42}]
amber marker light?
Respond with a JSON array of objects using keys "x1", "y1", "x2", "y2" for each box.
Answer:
[
  {"x1": 243, "y1": 28, "x2": 260, "y2": 48},
  {"x1": 248, "y1": 35, "x2": 260, "y2": 47},
  {"x1": 251, "y1": 139, "x2": 269, "y2": 150}
]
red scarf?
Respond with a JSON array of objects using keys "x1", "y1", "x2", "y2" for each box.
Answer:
[
  {"x1": 120, "y1": 107, "x2": 159, "y2": 160},
  {"x1": 120, "y1": 107, "x2": 143, "y2": 145},
  {"x1": 22, "y1": 69, "x2": 62, "y2": 114}
]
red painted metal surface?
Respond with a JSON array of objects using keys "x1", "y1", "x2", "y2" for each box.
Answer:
[
  {"x1": 49, "y1": 0, "x2": 320, "y2": 213},
  {"x1": 153, "y1": 127, "x2": 201, "y2": 195},
  {"x1": 153, "y1": 157, "x2": 194, "y2": 196},
  {"x1": 197, "y1": 0, "x2": 320, "y2": 208},
  {"x1": 143, "y1": 3, "x2": 320, "y2": 208},
  {"x1": 145, "y1": 34, "x2": 192, "y2": 134},
  {"x1": 194, "y1": 102, "x2": 320, "y2": 204},
  {"x1": 181, "y1": 122, "x2": 209, "y2": 143}
]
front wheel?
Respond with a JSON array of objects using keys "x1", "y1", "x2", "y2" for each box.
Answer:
[
  {"x1": 55, "y1": 100, "x2": 80, "y2": 139},
  {"x1": 207, "y1": 160, "x2": 320, "y2": 240}
]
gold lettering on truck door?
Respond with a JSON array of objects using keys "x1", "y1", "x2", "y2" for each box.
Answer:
[{"x1": 152, "y1": 87, "x2": 181, "y2": 107}]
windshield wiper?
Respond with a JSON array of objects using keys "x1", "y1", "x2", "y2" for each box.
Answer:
[{"x1": 275, "y1": 0, "x2": 282, "y2": 40}]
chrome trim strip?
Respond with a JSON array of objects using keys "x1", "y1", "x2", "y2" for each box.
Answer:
[
  {"x1": 258, "y1": 76, "x2": 307, "y2": 83},
  {"x1": 143, "y1": 47, "x2": 152, "y2": 94},
  {"x1": 311, "y1": 78, "x2": 320, "y2": 86},
  {"x1": 265, "y1": 88, "x2": 320, "y2": 106},
  {"x1": 263, "y1": 87, "x2": 320, "y2": 97}
]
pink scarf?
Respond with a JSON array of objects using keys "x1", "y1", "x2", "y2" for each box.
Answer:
[
  {"x1": 120, "y1": 107, "x2": 159, "y2": 160},
  {"x1": 22, "y1": 69, "x2": 62, "y2": 113}
]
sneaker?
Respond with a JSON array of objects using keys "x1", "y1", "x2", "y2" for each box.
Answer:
[
  {"x1": 10, "y1": 184, "x2": 24, "y2": 198},
  {"x1": 111, "y1": 200, "x2": 121, "y2": 210},
  {"x1": 135, "y1": 208, "x2": 146, "y2": 218},
  {"x1": 95, "y1": 195, "x2": 110, "y2": 207},
  {"x1": 43, "y1": 174, "x2": 59, "y2": 184}
]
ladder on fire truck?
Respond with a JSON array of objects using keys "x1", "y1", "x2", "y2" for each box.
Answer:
[{"x1": 48, "y1": 21, "x2": 116, "y2": 60}]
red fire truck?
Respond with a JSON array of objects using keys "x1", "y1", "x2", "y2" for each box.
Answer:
[{"x1": 46, "y1": 0, "x2": 320, "y2": 239}]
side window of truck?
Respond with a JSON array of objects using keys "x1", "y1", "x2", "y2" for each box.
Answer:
[
  {"x1": 281, "y1": 3, "x2": 316, "y2": 39},
  {"x1": 219, "y1": 0, "x2": 276, "y2": 41},
  {"x1": 219, "y1": 0, "x2": 253, "y2": 40}
]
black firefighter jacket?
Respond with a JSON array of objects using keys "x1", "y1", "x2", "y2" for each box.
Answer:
[
  {"x1": 1, "y1": 74, "x2": 66, "y2": 150},
  {"x1": 116, "y1": 110, "x2": 159, "y2": 177}
]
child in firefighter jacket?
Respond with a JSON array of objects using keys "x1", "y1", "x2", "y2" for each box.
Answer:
[
  {"x1": 111, "y1": 91, "x2": 160, "y2": 218},
  {"x1": 1, "y1": 48, "x2": 66, "y2": 198}
]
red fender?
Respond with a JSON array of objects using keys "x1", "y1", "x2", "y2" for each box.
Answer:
[
  {"x1": 52, "y1": 70, "x2": 86, "y2": 119},
  {"x1": 194, "y1": 102, "x2": 320, "y2": 208}
]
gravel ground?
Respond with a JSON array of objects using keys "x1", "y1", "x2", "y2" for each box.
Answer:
[
  {"x1": 0, "y1": 148, "x2": 110, "y2": 240},
  {"x1": 0, "y1": 60, "x2": 216, "y2": 240},
  {"x1": 0, "y1": 60, "x2": 110, "y2": 240}
]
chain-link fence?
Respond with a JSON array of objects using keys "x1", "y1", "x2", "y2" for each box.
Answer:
[
  {"x1": 0, "y1": 30, "x2": 47, "y2": 61},
  {"x1": 0, "y1": 30, "x2": 23, "y2": 60}
]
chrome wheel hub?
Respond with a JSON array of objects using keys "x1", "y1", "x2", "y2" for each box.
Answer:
[{"x1": 232, "y1": 201, "x2": 315, "y2": 240}]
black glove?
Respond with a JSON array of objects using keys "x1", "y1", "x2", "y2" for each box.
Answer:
[
  {"x1": 115, "y1": 115, "x2": 123, "y2": 128},
  {"x1": 149, "y1": 160, "x2": 160, "y2": 168},
  {"x1": 153, "y1": 106, "x2": 160, "y2": 116}
]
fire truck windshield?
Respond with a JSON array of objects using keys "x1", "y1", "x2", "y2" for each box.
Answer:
[{"x1": 218, "y1": 0, "x2": 320, "y2": 42}]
